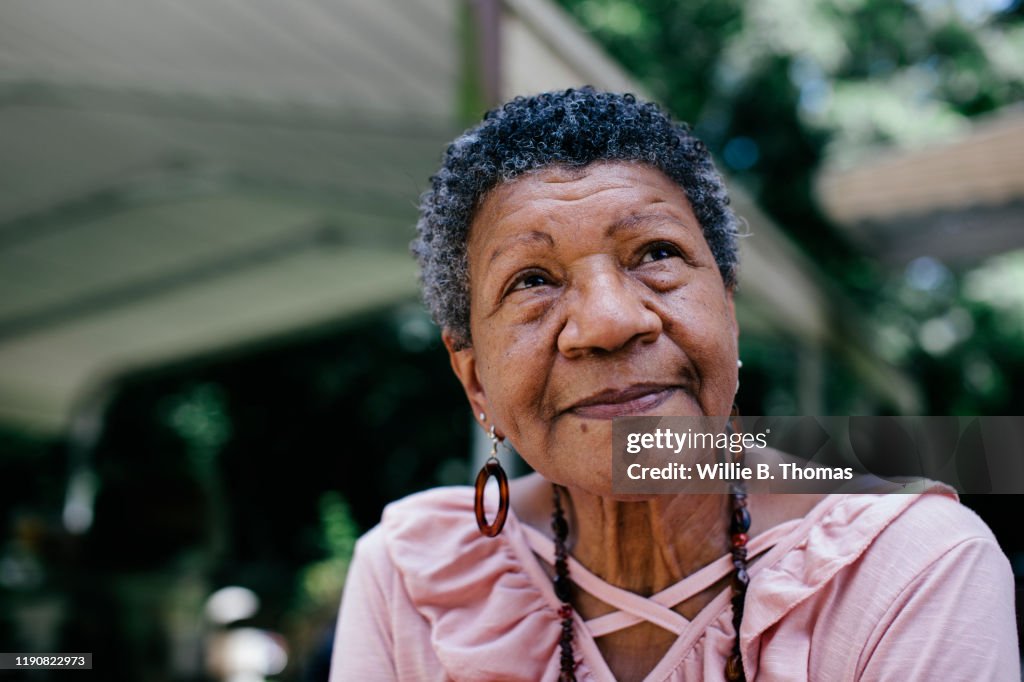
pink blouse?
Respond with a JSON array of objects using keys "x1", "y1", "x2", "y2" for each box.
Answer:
[{"x1": 329, "y1": 486, "x2": 1019, "y2": 681}]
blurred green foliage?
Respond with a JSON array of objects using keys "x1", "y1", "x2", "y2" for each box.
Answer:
[
  {"x1": 296, "y1": 492, "x2": 358, "y2": 612},
  {"x1": 163, "y1": 383, "x2": 233, "y2": 477}
]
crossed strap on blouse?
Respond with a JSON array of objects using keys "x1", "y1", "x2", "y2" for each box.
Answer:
[{"x1": 520, "y1": 519, "x2": 802, "y2": 638}]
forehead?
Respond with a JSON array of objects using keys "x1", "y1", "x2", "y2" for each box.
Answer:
[
  {"x1": 485, "y1": 161, "x2": 684, "y2": 208},
  {"x1": 469, "y1": 162, "x2": 694, "y2": 240}
]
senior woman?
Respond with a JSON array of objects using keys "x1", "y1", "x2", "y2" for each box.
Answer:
[{"x1": 329, "y1": 88, "x2": 1017, "y2": 681}]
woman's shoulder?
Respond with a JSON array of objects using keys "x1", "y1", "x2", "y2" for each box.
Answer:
[
  {"x1": 386, "y1": 484, "x2": 506, "y2": 548},
  {"x1": 825, "y1": 487, "x2": 999, "y2": 562},
  {"x1": 359, "y1": 485, "x2": 477, "y2": 558},
  {"x1": 847, "y1": 489, "x2": 1008, "y2": 591},
  {"x1": 348, "y1": 487, "x2": 486, "y2": 581},
  {"x1": 351, "y1": 487, "x2": 474, "y2": 554},
  {"x1": 795, "y1": 487, "x2": 1003, "y2": 581},
  {"x1": 745, "y1": 487, "x2": 1003, "y2": 630},
  {"x1": 877, "y1": 490, "x2": 999, "y2": 552},
  {"x1": 369, "y1": 485, "x2": 535, "y2": 593}
]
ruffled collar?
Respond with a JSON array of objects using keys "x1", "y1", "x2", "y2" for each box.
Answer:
[{"x1": 382, "y1": 486, "x2": 578, "y2": 681}]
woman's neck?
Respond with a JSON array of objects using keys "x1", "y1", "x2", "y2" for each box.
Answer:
[
  {"x1": 566, "y1": 489, "x2": 730, "y2": 594},
  {"x1": 510, "y1": 473, "x2": 731, "y2": 593}
]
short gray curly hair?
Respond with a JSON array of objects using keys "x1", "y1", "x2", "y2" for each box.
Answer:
[{"x1": 412, "y1": 87, "x2": 739, "y2": 350}]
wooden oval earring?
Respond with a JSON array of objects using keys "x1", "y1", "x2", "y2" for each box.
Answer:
[{"x1": 474, "y1": 424, "x2": 509, "y2": 537}]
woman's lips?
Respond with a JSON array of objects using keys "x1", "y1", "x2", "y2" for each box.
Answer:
[{"x1": 567, "y1": 385, "x2": 678, "y2": 419}]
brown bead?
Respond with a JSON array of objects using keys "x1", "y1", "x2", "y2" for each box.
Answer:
[{"x1": 725, "y1": 653, "x2": 744, "y2": 680}]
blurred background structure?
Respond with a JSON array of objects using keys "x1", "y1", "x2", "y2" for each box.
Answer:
[{"x1": 0, "y1": 0, "x2": 1021, "y2": 679}]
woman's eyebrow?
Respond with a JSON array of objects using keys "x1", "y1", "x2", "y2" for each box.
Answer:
[
  {"x1": 487, "y1": 230, "x2": 556, "y2": 266},
  {"x1": 606, "y1": 211, "x2": 686, "y2": 237}
]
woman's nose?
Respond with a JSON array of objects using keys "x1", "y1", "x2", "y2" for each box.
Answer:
[{"x1": 557, "y1": 269, "x2": 662, "y2": 357}]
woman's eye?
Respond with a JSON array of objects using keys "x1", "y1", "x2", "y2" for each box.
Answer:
[
  {"x1": 509, "y1": 272, "x2": 551, "y2": 292},
  {"x1": 640, "y1": 242, "x2": 682, "y2": 263}
]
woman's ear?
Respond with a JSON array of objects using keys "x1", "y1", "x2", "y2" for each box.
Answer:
[{"x1": 442, "y1": 330, "x2": 488, "y2": 424}]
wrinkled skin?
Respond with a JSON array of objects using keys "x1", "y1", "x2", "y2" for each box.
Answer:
[{"x1": 445, "y1": 161, "x2": 739, "y2": 496}]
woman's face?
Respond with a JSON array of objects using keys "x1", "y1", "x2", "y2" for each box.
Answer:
[{"x1": 446, "y1": 161, "x2": 739, "y2": 494}]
